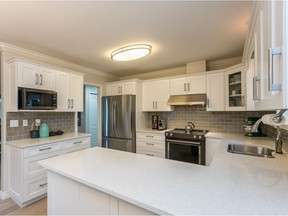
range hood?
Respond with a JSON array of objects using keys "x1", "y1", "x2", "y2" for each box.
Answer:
[{"x1": 167, "y1": 94, "x2": 207, "y2": 106}]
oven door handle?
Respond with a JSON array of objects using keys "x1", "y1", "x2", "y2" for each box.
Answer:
[{"x1": 166, "y1": 139, "x2": 201, "y2": 146}]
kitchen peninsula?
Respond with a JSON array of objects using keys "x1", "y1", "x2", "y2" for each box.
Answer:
[{"x1": 39, "y1": 135, "x2": 288, "y2": 215}]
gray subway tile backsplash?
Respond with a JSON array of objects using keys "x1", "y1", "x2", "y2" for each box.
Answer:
[{"x1": 6, "y1": 112, "x2": 74, "y2": 141}]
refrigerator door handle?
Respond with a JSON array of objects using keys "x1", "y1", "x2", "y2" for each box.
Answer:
[{"x1": 113, "y1": 100, "x2": 116, "y2": 133}]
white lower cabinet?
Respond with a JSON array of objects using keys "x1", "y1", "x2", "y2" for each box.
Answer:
[
  {"x1": 136, "y1": 132, "x2": 165, "y2": 158},
  {"x1": 205, "y1": 137, "x2": 221, "y2": 166},
  {"x1": 47, "y1": 171, "x2": 155, "y2": 215},
  {"x1": 8, "y1": 136, "x2": 91, "y2": 207}
]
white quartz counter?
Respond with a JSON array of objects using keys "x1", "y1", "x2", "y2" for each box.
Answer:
[
  {"x1": 6, "y1": 132, "x2": 91, "y2": 148},
  {"x1": 39, "y1": 135, "x2": 288, "y2": 215}
]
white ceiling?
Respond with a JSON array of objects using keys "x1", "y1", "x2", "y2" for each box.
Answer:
[{"x1": 0, "y1": 1, "x2": 252, "y2": 77}]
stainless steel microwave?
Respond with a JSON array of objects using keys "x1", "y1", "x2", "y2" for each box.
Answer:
[{"x1": 18, "y1": 88, "x2": 57, "y2": 110}]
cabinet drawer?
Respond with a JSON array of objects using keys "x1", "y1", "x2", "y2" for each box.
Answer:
[
  {"x1": 137, "y1": 139, "x2": 164, "y2": 150},
  {"x1": 23, "y1": 142, "x2": 61, "y2": 158},
  {"x1": 23, "y1": 151, "x2": 60, "y2": 180},
  {"x1": 23, "y1": 175, "x2": 47, "y2": 202},
  {"x1": 62, "y1": 137, "x2": 91, "y2": 153},
  {"x1": 136, "y1": 133, "x2": 165, "y2": 141},
  {"x1": 137, "y1": 148, "x2": 165, "y2": 158}
]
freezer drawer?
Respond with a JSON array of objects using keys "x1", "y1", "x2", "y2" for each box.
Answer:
[{"x1": 102, "y1": 137, "x2": 135, "y2": 153}]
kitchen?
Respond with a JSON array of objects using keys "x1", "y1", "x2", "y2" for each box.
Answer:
[{"x1": 0, "y1": 0, "x2": 288, "y2": 215}]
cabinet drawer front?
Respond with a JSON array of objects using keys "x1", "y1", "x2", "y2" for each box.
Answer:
[
  {"x1": 24, "y1": 151, "x2": 60, "y2": 180},
  {"x1": 136, "y1": 133, "x2": 164, "y2": 141},
  {"x1": 137, "y1": 140, "x2": 164, "y2": 150},
  {"x1": 23, "y1": 143, "x2": 61, "y2": 158},
  {"x1": 24, "y1": 175, "x2": 47, "y2": 202},
  {"x1": 137, "y1": 148, "x2": 165, "y2": 158},
  {"x1": 62, "y1": 137, "x2": 91, "y2": 153}
]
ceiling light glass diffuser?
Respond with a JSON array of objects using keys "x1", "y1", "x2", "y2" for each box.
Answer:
[{"x1": 111, "y1": 44, "x2": 152, "y2": 61}]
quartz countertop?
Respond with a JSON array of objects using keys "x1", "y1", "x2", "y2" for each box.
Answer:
[
  {"x1": 39, "y1": 134, "x2": 288, "y2": 215},
  {"x1": 6, "y1": 132, "x2": 91, "y2": 148}
]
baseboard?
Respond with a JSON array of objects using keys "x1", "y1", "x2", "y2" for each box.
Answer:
[{"x1": 0, "y1": 191, "x2": 10, "y2": 200}]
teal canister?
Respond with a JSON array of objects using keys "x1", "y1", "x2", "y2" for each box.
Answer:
[{"x1": 39, "y1": 123, "x2": 49, "y2": 138}]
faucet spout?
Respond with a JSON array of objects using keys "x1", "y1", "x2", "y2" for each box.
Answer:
[
  {"x1": 275, "y1": 126, "x2": 283, "y2": 154},
  {"x1": 251, "y1": 118, "x2": 262, "y2": 133}
]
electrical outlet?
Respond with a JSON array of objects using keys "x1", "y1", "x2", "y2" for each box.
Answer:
[
  {"x1": 35, "y1": 119, "x2": 41, "y2": 125},
  {"x1": 23, "y1": 119, "x2": 28, "y2": 127},
  {"x1": 10, "y1": 120, "x2": 19, "y2": 127}
]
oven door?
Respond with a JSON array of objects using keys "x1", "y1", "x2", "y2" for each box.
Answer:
[{"x1": 166, "y1": 139, "x2": 205, "y2": 165}]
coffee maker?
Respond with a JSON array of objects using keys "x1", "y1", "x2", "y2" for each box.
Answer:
[{"x1": 152, "y1": 115, "x2": 159, "y2": 129}]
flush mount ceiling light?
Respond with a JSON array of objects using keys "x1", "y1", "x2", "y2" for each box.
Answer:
[{"x1": 111, "y1": 44, "x2": 152, "y2": 61}]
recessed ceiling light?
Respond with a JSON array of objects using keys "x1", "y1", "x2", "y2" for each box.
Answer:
[{"x1": 111, "y1": 44, "x2": 152, "y2": 61}]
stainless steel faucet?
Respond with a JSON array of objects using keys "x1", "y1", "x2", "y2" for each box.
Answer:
[
  {"x1": 251, "y1": 118, "x2": 262, "y2": 133},
  {"x1": 271, "y1": 109, "x2": 287, "y2": 154},
  {"x1": 275, "y1": 126, "x2": 283, "y2": 154}
]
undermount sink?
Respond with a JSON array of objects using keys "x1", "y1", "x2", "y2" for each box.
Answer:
[{"x1": 227, "y1": 144, "x2": 274, "y2": 158}]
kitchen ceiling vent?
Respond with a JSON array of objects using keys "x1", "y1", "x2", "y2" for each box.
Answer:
[{"x1": 167, "y1": 94, "x2": 206, "y2": 106}]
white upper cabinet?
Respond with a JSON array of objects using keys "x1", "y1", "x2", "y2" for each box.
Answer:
[
  {"x1": 170, "y1": 75, "x2": 206, "y2": 95},
  {"x1": 17, "y1": 60, "x2": 56, "y2": 91},
  {"x1": 56, "y1": 71, "x2": 83, "y2": 112},
  {"x1": 206, "y1": 72, "x2": 225, "y2": 111},
  {"x1": 225, "y1": 65, "x2": 246, "y2": 111},
  {"x1": 106, "y1": 81, "x2": 137, "y2": 96},
  {"x1": 142, "y1": 79, "x2": 173, "y2": 112},
  {"x1": 244, "y1": 0, "x2": 287, "y2": 110}
]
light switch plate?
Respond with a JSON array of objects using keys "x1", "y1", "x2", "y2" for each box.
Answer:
[
  {"x1": 23, "y1": 119, "x2": 28, "y2": 127},
  {"x1": 10, "y1": 120, "x2": 19, "y2": 127}
]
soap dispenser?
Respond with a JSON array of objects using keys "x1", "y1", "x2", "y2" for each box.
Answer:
[{"x1": 39, "y1": 123, "x2": 49, "y2": 138}]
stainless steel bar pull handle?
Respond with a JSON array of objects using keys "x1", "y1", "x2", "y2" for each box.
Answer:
[
  {"x1": 253, "y1": 76, "x2": 261, "y2": 100},
  {"x1": 187, "y1": 83, "x2": 190, "y2": 91},
  {"x1": 155, "y1": 101, "x2": 157, "y2": 109},
  {"x1": 153, "y1": 101, "x2": 155, "y2": 109},
  {"x1": 73, "y1": 141, "x2": 82, "y2": 145},
  {"x1": 39, "y1": 183, "x2": 47, "y2": 187},
  {"x1": 71, "y1": 99, "x2": 74, "y2": 108},
  {"x1": 40, "y1": 74, "x2": 43, "y2": 85},
  {"x1": 268, "y1": 47, "x2": 282, "y2": 91},
  {"x1": 39, "y1": 147, "x2": 52, "y2": 151},
  {"x1": 184, "y1": 83, "x2": 186, "y2": 91},
  {"x1": 68, "y1": 99, "x2": 70, "y2": 108}
]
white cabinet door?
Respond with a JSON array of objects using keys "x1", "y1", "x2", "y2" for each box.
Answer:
[
  {"x1": 225, "y1": 66, "x2": 246, "y2": 111},
  {"x1": 70, "y1": 74, "x2": 83, "y2": 111},
  {"x1": 17, "y1": 61, "x2": 39, "y2": 89},
  {"x1": 254, "y1": 1, "x2": 286, "y2": 110},
  {"x1": 170, "y1": 75, "x2": 206, "y2": 95},
  {"x1": 106, "y1": 84, "x2": 121, "y2": 96},
  {"x1": 106, "y1": 82, "x2": 136, "y2": 96},
  {"x1": 206, "y1": 73, "x2": 225, "y2": 111},
  {"x1": 187, "y1": 75, "x2": 206, "y2": 94},
  {"x1": 56, "y1": 71, "x2": 83, "y2": 112},
  {"x1": 17, "y1": 61, "x2": 56, "y2": 91},
  {"x1": 56, "y1": 71, "x2": 71, "y2": 111},
  {"x1": 170, "y1": 77, "x2": 186, "y2": 95},
  {"x1": 205, "y1": 138, "x2": 221, "y2": 166},
  {"x1": 121, "y1": 82, "x2": 136, "y2": 95},
  {"x1": 38, "y1": 66, "x2": 56, "y2": 91},
  {"x1": 142, "y1": 79, "x2": 172, "y2": 111},
  {"x1": 156, "y1": 79, "x2": 172, "y2": 111},
  {"x1": 142, "y1": 82, "x2": 156, "y2": 111}
]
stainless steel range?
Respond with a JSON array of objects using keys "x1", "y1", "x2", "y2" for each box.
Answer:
[{"x1": 165, "y1": 129, "x2": 208, "y2": 165}]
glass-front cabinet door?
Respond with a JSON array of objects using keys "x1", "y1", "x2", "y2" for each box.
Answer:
[{"x1": 225, "y1": 65, "x2": 246, "y2": 111}]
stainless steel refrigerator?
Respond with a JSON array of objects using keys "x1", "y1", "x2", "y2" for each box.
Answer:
[{"x1": 102, "y1": 95, "x2": 136, "y2": 153}]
